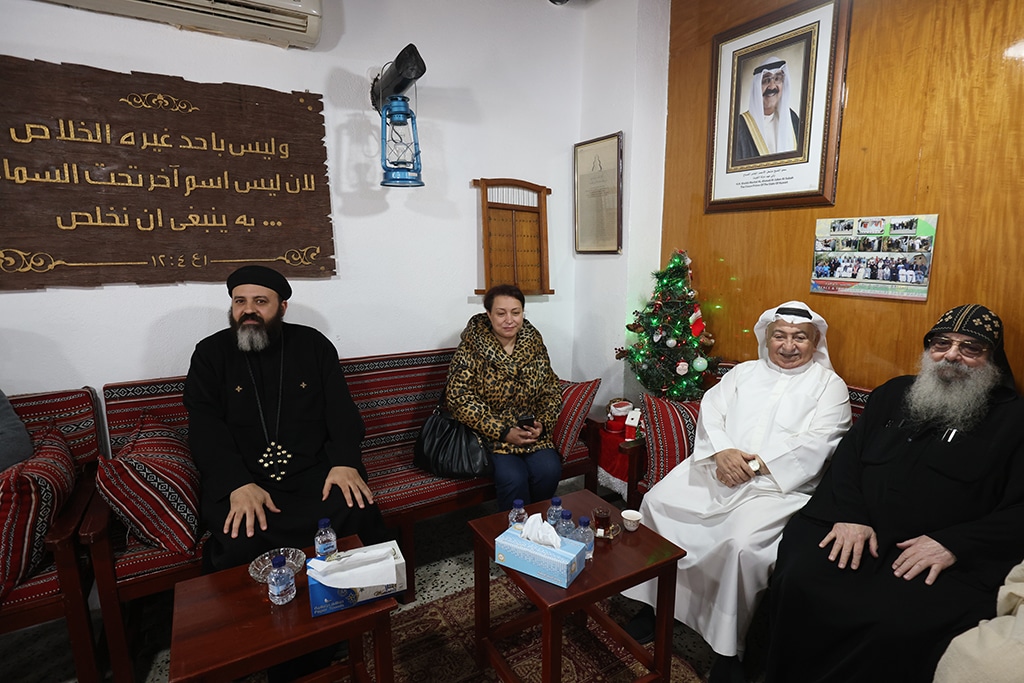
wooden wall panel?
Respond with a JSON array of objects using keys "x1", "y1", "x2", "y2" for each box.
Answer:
[{"x1": 664, "y1": 0, "x2": 1024, "y2": 390}]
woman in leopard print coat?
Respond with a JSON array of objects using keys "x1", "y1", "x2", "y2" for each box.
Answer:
[{"x1": 445, "y1": 284, "x2": 563, "y2": 510}]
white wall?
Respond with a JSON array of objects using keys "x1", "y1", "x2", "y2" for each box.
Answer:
[
  {"x1": 574, "y1": 0, "x2": 668, "y2": 411},
  {"x1": 0, "y1": 0, "x2": 668, "y2": 411}
]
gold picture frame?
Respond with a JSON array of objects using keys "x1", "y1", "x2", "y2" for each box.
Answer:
[{"x1": 705, "y1": 0, "x2": 852, "y2": 212}]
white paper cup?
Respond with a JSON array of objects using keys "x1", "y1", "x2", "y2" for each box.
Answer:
[{"x1": 621, "y1": 509, "x2": 642, "y2": 532}]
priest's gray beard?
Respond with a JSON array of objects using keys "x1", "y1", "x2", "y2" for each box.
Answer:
[
  {"x1": 229, "y1": 306, "x2": 285, "y2": 352},
  {"x1": 905, "y1": 350, "x2": 1001, "y2": 431}
]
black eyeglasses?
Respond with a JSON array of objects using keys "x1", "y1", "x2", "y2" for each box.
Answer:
[{"x1": 928, "y1": 336, "x2": 989, "y2": 359}]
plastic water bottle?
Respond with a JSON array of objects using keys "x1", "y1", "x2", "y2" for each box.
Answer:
[
  {"x1": 267, "y1": 554, "x2": 296, "y2": 605},
  {"x1": 574, "y1": 516, "x2": 595, "y2": 560},
  {"x1": 545, "y1": 496, "x2": 563, "y2": 526},
  {"x1": 314, "y1": 517, "x2": 337, "y2": 557},
  {"x1": 556, "y1": 509, "x2": 576, "y2": 538},
  {"x1": 508, "y1": 499, "x2": 528, "y2": 528}
]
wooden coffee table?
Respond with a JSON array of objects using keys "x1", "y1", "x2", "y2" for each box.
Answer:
[
  {"x1": 168, "y1": 536, "x2": 396, "y2": 683},
  {"x1": 469, "y1": 488, "x2": 686, "y2": 683}
]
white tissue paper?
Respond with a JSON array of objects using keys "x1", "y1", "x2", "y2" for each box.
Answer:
[
  {"x1": 306, "y1": 540, "x2": 405, "y2": 617},
  {"x1": 307, "y1": 546, "x2": 396, "y2": 588},
  {"x1": 520, "y1": 512, "x2": 561, "y2": 549}
]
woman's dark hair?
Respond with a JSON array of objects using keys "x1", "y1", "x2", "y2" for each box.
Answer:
[{"x1": 483, "y1": 284, "x2": 525, "y2": 311}]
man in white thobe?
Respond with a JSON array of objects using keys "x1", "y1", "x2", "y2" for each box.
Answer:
[{"x1": 622, "y1": 301, "x2": 852, "y2": 683}]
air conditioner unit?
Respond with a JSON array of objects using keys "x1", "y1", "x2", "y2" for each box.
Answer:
[{"x1": 35, "y1": 0, "x2": 322, "y2": 49}]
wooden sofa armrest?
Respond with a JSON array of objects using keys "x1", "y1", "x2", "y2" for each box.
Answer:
[
  {"x1": 619, "y1": 438, "x2": 647, "y2": 510},
  {"x1": 78, "y1": 485, "x2": 113, "y2": 548},
  {"x1": 44, "y1": 468, "x2": 97, "y2": 554},
  {"x1": 580, "y1": 417, "x2": 602, "y2": 491},
  {"x1": 41, "y1": 469, "x2": 102, "y2": 683}
]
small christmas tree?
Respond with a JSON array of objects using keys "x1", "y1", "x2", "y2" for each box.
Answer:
[{"x1": 616, "y1": 250, "x2": 717, "y2": 400}]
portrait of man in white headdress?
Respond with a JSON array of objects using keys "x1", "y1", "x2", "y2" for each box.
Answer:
[{"x1": 733, "y1": 53, "x2": 805, "y2": 162}]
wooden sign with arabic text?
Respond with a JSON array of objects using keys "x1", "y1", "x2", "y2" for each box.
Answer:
[{"x1": 0, "y1": 55, "x2": 335, "y2": 291}]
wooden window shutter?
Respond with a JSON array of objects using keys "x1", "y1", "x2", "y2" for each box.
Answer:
[{"x1": 472, "y1": 178, "x2": 554, "y2": 295}]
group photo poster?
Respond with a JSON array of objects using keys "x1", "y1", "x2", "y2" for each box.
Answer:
[{"x1": 810, "y1": 214, "x2": 938, "y2": 301}]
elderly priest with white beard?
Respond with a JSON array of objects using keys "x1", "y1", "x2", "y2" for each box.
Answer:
[{"x1": 766, "y1": 304, "x2": 1024, "y2": 683}]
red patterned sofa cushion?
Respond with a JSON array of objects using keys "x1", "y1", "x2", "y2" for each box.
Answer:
[
  {"x1": 553, "y1": 378, "x2": 601, "y2": 460},
  {"x1": 0, "y1": 558, "x2": 61, "y2": 606},
  {"x1": 10, "y1": 388, "x2": 102, "y2": 471},
  {"x1": 0, "y1": 425, "x2": 76, "y2": 600},
  {"x1": 847, "y1": 386, "x2": 872, "y2": 422},
  {"x1": 638, "y1": 394, "x2": 700, "y2": 496},
  {"x1": 95, "y1": 416, "x2": 200, "y2": 555},
  {"x1": 108, "y1": 536, "x2": 208, "y2": 582}
]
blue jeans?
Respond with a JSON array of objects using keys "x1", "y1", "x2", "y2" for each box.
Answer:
[{"x1": 491, "y1": 447, "x2": 562, "y2": 511}]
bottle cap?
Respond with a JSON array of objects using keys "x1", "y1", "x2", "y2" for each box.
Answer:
[
  {"x1": 551, "y1": 496, "x2": 561, "y2": 505},
  {"x1": 561, "y1": 509, "x2": 572, "y2": 519},
  {"x1": 271, "y1": 554, "x2": 285, "y2": 568},
  {"x1": 512, "y1": 499, "x2": 524, "y2": 508},
  {"x1": 579, "y1": 516, "x2": 590, "y2": 527},
  {"x1": 318, "y1": 517, "x2": 331, "y2": 528}
]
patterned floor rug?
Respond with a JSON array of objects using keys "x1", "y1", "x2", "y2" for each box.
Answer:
[{"x1": 375, "y1": 575, "x2": 705, "y2": 683}]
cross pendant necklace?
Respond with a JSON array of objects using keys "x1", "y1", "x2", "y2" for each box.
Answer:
[{"x1": 245, "y1": 339, "x2": 292, "y2": 482}]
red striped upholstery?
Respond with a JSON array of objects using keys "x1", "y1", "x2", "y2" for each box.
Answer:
[
  {"x1": 103, "y1": 377, "x2": 189, "y2": 454},
  {"x1": 554, "y1": 378, "x2": 601, "y2": 460},
  {"x1": 92, "y1": 378, "x2": 204, "y2": 683},
  {"x1": 0, "y1": 426, "x2": 76, "y2": 599},
  {"x1": 848, "y1": 386, "x2": 872, "y2": 421},
  {"x1": 340, "y1": 349, "x2": 596, "y2": 516},
  {"x1": 9, "y1": 388, "x2": 102, "y2": 470},
  {"x1": 100, "y1": 376, "x2": 204, "y2": 556},
  {"x1": 1, "y1": 388, "x2": 103, "y2": 683},
  {"x1": 636, "y1": 395, "x2": 700, "y2": 500},
  {"x1": 106, "y1": 538, "x2": 208, "y2": 582},
  {"x1": 95, "y1": 416, "x2": 200, "y2": 555},
  {"x1": 1, "y1": 557, "x2": 61, "y2": 605}
]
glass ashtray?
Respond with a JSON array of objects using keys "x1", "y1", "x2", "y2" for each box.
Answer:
[
  {"x1": 595, "y1": 524, "x2": 622, "y2": 540},
  {"x1": 248, "y1": 547, "x2": 307, "y2": 583}
]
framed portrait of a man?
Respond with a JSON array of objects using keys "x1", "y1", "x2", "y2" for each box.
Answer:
[{"x1": 706, "y1": 0, "x2": 852, "y2": 212}]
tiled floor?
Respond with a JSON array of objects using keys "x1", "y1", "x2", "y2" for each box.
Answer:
[{"x1": 2, "y1": 477, "x2": 718, "y2": 682}]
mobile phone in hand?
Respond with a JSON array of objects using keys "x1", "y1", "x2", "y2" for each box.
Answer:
[{"x1": 517, "y1": 414, "x2": 535, "y2": 429}]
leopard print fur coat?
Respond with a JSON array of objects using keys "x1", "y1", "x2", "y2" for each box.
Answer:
[{"x1": 445, "y1": 313, "x2": 562, "y2": 456}]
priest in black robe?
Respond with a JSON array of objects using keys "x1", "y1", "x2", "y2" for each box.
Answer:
[
  {"x1": 765, "y1": 304, "x2": 1024, "y2": 683},
  {"x1": 184, "y1": 265, "x2": 389, "y2": 572}
]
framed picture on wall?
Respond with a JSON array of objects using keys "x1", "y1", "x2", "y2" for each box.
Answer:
[
  {"x1": 574, "y1": 131, "x2": 623, "y2": 253},
  {"x1": 705, "y1": 0, "x2": 852, "y2": 212}
]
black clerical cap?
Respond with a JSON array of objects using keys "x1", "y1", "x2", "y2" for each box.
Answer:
[
  {"x1": 226, "y1": 265, "x2": 292, "y2": 301},
  {"x1": 925, "y1": 303, "x2": 1016, "y2": 391},
  {"x1": 925, "y1": 304, "x2": 1001, "y2": 350}
]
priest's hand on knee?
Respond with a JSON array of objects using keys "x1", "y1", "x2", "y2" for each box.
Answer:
[
  {"x1": 225, "y1": 483, "x2": 280, "y2": 538},
  {"x1": 324, "y1": 466, "x2": 374, "y2": 508},
  {"x1": 893, "y1": 535, "x2": 956, "y2": 585},
  {"x1": 820, "y1": 522, "x2": 878, "y2": 570}
]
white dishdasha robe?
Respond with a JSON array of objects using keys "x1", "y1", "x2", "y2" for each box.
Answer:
[{"x1": 622, "y1": 357, "x2": 851, "y2": 657}]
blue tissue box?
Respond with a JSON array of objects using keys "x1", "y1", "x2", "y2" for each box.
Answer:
[
  {"x1": 494, "y1": 527, "x2": 587, "y2": 588},
  {"x1": 306, "y1": 540, "x2": 405, "y2": 617}
]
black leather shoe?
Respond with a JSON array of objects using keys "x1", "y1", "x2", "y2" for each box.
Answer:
[
  {"x1": 709, "y1": 654, "x2": 746, "y2": 683},
  {"x1": 624, "y1": 604, "x2": 656, "y2": 645}
]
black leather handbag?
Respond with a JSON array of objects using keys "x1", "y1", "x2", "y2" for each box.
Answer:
[{"x1": 413, "y1": 407, "x2": 493, "y2": 479}]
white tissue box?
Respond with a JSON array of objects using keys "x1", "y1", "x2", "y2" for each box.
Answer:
[
  {"x1": 494, "y1": 527, "x2": 587, "y2": 588},
  {"x1": 306, "y1": 540, "x2": 406, "y2": 617}
]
